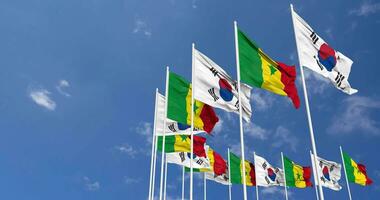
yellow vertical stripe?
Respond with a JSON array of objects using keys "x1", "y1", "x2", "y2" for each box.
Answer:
[
  {"x1": 259, "y1": 49, "x2": 286, "y2": 95},
  {"x1": 351, "y1": 159, "x2": 367, "y2": 186},
  {"x1": 186, "y1": 85, "x2": 205, "y2": 129},
  {"x1": 174, "y1": 135, "x2": 191, "y2": 152},
  {"x1": 292, "y1": 164, "x2": 307, "y2": 188},
  {"x1": 241, "y1": 160, "x2": 254, "y2": 186}
]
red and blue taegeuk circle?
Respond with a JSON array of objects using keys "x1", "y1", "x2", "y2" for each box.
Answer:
[
  {"x1": 317, "y1": 43, "x2": 337, "y2": 71},
  {"x1": 218, "y1": 78, "x2": 234, "y2": 102}
]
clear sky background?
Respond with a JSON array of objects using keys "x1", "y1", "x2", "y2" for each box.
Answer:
[{"x1": 0, "y1": 0, "x2": 379, "y2": 199}]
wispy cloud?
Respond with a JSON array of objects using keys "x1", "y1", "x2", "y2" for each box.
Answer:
[
  {"x1": 324, "y1": 28, "x2": 334, "y2": 40},
  {"x1": 114, "y1": 143, "x2": 138, "y2": 158},
  {"x1": 244, "y1": 122, "x2": 269, "y2": 140},
  {"x1": 302, "y1": 68, "x2": 330, "y2": 95},
  {"x1": 132, "y1": 19, "x2": 152, "y2": 37},
  {"x1": 328, "y1": 96, "x2": 380, "y2": 135},
  {"x1": 124, "y1": 176, "x2": 141, "y2": 184},
  {"x1": 136, "y1": 122, "x2": 153, "y2": 143},
  {"x1": 29, "y1": 88, "x2": 56, "y2": 111},
  {"x1": 56, "y1": 79, "x2": 71, "y2": 97},
  {"x1": 83, "y1": 176, "x2": 100, "y2": 191},
  {"x1": 250, "y1": 90, "x2": 276, "y2": 111},
  {"x1": 261, "y1": 187, "x2": 292, "y2": 197},
  {"x1": 271, "y1": 126, "x2": 298, "y2": 152},
  {"x1": 191, "y1": 0, "x2": 198, "y2": 9},
  {"x1": 349, "y1": 1, "x2": 380, "y2": 16}
]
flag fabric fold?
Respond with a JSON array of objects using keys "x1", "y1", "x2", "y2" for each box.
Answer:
[
  {"x1": 283, "y1": 155, "x2": 312, "y2": 188},
  {"x1": 157, "y1": 135, "x2": 207, "y2": 157},
  {"x1": 193, "y1": 48, "x2": 252, "y2": 122},
  {"x1": 237, "y1": 29, "x2": 301, "y2": 108},
  {"x1": 311, "y1": 153, "x2": 342, "y2": 191},
  {"x1": 167, "y1": 72, "x2": 219, "y2": 133},
  {"x1": 342, "y1": 152, "x2": 373, "y2": 186},
  {"x1": 254, "y1": 154, "x2": 285, "y2": 187},
  {"x1": 166, "y1": 148, "x2": 211, "y2": 169},
  {"x1": 229, "y1": 152, "x2": 256, "y2": 186},
  {"x1": 291, "y1": 8, "x2": 357, "y2": 95}
]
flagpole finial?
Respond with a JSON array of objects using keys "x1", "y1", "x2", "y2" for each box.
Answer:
[
  {"x1": 156, "y1": 88, "x2": 158, "y2": 93},
  {"x1": 290, "y1": 4, "x2": 293, "y2": 10}
]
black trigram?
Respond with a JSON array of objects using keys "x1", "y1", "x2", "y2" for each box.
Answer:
[
  {"x1": 168, "y1": 124, "x2": 177, "y2": 132},
  {"x1": 179, "y1": 152, "x2": 186, "y2": 162},
  {"x1": 232, "y1": 82, "x2": 238, "y2": 91},
  {"x1": 209, "y1": 67, "x2": 219, "y2": 76},
  {"x1": 265, "y1": 177, "x2": 271, "y2": 184},
  {"x1": 196, "y1": 159, "x2": 204, "y2": 165},
  {"x1": 262, "y1": 162, "x2": 267, "y2": 170},
  {"x1": 208, "y1": 88, "x2": 219, "y2": 101},
  {"x1": 335, "y1": 72, "x2": 345, "y2": 88},
  {"x1": 310, "y1": 32, "x2": 319, "y2": 44},
  {"x1": 234, "y1": 100, "x2": 240, "y2": 110}
]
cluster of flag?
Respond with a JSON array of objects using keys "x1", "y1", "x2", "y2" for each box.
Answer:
[{"x1": 148, "y1": 5, "x2": 371, "y2": 200}]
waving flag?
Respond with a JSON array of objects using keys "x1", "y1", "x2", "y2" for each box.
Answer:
[
  {"x1": 193, "y1": 48, "x2": 252, "y2": 122},
  {"x1": 291, "y1": 8, "x2": 357, "y2": 94},
  {"x1": 254, "y1": 154, "x2": 285, "y2": 187},
  {"x1": 166, "y1": 146, "x2": 211, "y2": 169},
  {"x1": 229, "y1": 152, "x2": 256, "y2": 186},
  {"x1": 237, "y1": 29, "x2": 300, "y2": 108},
  {"x1": 167, "y1": 72, "x2": 219, "y2": 133},
  {"x1": 342, "y1": 152, "x2": 373, "y2": 186},
  {"x1": 155, "y1": 92, "x2": 204, "y2": 136},
  {"x1": 157, "y1": 135, "x2": 207, "y2": 157},
  {"x1": 310, "y1": 153, "x2": 342, "y2": 191},
  {"x1": 284, "y1": 155, "x2": 312, "y2": 188}
]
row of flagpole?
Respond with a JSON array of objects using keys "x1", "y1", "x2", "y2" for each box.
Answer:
[{"x1": 146, "y1": 4, "x2": 360, "y2": 200}]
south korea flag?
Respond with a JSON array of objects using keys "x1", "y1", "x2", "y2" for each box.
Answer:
[{"x1": 255, "y1": 154, "x2": 285, "y2": 187}]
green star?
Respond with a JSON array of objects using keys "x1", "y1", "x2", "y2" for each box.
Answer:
[
  {"x1": 180, "y1": 135, "x2": 188, "y2": 141},
  {"x1": 269, "y1": 64, "x2": 277, "y2": 75},
  {"x1": 193, "y1": 102, "x2": 199, "y2": 112}
]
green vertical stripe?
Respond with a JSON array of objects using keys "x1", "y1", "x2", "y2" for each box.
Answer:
[
  {"x1": 343, "y1": 152, "x2": 356, "y2": 182},
  {"x1": 237, "y1": 29, "x2": 264, "y2": 88},
  {"x1": 185, "y1": 167, "x2": 201, "y2": 172},
  {"x1": 167, "y1": 72, "x2": 190, "y2": 124},
  {"x1": 157, "y1": 136, "x2": 176, "y2": 152},
  {"x1": 229, "y1": 152, "x2": 243, "y2": 184},
  {"x1": 283, "y1": 156, "x2": 296, "y2": 187}
]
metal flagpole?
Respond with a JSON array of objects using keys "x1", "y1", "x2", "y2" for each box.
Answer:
[
  {"x1": 159, "y1": 67, "x2": 170, "y2": 200},
  {"x1": 340, "y1": 146, "x2": 353, "y2": 200},
  {"x1": 253, "y1": 152, "x2": 259, "y2": 200},
  {"x1": 148, "y1": 88, "x2": 159, "y2": 200},
  {"x1": 152, "y1": 119, "x2": 159, "y2": 200},
  {"x1": 204, "y1": 173, "x2": 207, "y2": 200},
  {"x1": 228, "y1": 148, "x2": 232, "y2": 200},
  {"x1": 310, "y1": 151, "x2": 320, "y2": 200},
  {"x1": 182, "y1": 166, "x2": 185, "y2": 200},
  {"x1": 281, "y1": 152, "x2": 288, "y2": 200},
  {"x1": 190, "y1": 43, "x2": 195, "y2": 200},
  {"x1": 163, "y1": 155, "x2": 168, "y2": 200},
  {"x1": 234, "y1": 20, "x2": 248, "y2": 200},
  {"x1": 290, "y1": 4, "x2": 324, "y2": 200}
]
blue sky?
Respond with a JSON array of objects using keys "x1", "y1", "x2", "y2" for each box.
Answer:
[{"x1": 0, "y1": 0, "x2": 379, "y2": 199}]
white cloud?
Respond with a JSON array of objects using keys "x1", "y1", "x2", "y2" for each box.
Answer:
[
  {"x1": 124, "y1": 177, "x2": 141, "y2": 184},
  {"x1": 271, "y1": 126, "x2": 298, "y2": 152},
  {"x1": 244, "y1": 122, "x2": 269, "y2": 140},
  {"x1": 261, "y1": 187, "x2": 292, "y2": 197},
  {"x1": 302, "y1": 68, "x2": 330, "y2": 95},
  {"x1": 250, "y1": 90, "x2": 276, "y2": 111},
  {"x1": 136, "y1": 122, "x2": 153, "y2": 143},
  {"x1": 115, "y1": 143, "x2": 138, "y2": 158},
  {"x1": 133, "y1": 19, "x2": 152, "y2": 37},
  {"x1": 192, "y1": 0, "x2": 198, "y2": 8},
  {"x1": 324, "y1": 28, "x2": 334, "y2": 40},
  {"x1": 328, "y1": 96, "x2": 380, "y2": 135},
  {"x1": 29, "y1": 88, "x2": 56, "y2": 111},
  {"x1": 83, "y1": 176, "x2": 100, "y2": 191},
  {"x1": 56, "y1": 79, "x2": 71, "y2": 97},
  {"x1": 350, "y1": 1, "x2": 380, "y2": 16},
  {"x1": 212, "y1": 118, "x2": 223, "y2": 135}
]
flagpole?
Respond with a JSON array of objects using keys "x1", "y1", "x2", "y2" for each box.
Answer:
[
  {"x1": 182, "y1": 166, "x2": 185, "y2": 200},
  {"x1": 190, "y1": 42, "x2": 195, "y2": 200},
  {"x1": 204, "y1": 173, "x2": 207, "y2": 200},
  {"x1": 163, "y1": 155, "x2": 168, "y2": 200},
  {"x1": 159, "y1": 66, "x2": 170, "y2": 200},
  {"x1": 253, "y1": 152, "x2": 259, "y2": 200},
  {"x1": 228, "y1": 148, "x2": 232, "y2": 200},
  {"x1": 152, "y1": 122, "x2": 159, "y2": 200},
  {"x1": 340, "y1": 146, "x2": 353, "y2": 200},
  {"x1": 234, "y1": 20, "x2": 248, "y2": 200},
  {"x1": 148, "y1": 88, "x2": 159, "y2": 200},
  {"x1": 290, "y1": 4, "x2": 324, "y2": 200},
  {"x1": 310, "y1": 151, "x2": 320, "y2": 200},
  {"x1": 281, "y1": 152, "x2": 288, "y2": 200}
]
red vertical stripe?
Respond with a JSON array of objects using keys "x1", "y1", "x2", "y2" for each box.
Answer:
[
  {"x1": 358, "y1": 164, "x2": 373, "y2": 185},
  {"x1": 302, "y1": 166, "x2": 312, "y2": 187},
  {"x1": 199, "y1": 104, "x2": 219, "y2": 133},
  {"x1": 249, "y1": 163, "x2": 256, "y2": 186},
  {"x1": 192, "y1": 135, "x2": 207, "y2": 157},
  {"x1": 213, "y1": 151, "x2": 227, "y2": 176},
  {"x1": 277, "y1": 62, "x2": 300, "y2": 109}
]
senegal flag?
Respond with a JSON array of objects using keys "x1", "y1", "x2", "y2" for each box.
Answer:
[
  {"x1": 157, "y1": 135, "x2": 207, "y2": 157},
  {"x1": 342, "y1": 152, "x2": 373, "y2": 186},
  {"x1": 229, "y1": 152, "x2": 256, "y2": 186},
  {"x1": 283, "y1": 156, "x2": 312, "y2": 188},
  {"x1": 168, "y1": 72, "x2": 219, "y2": 133},
  {"x1": 237, "y1": 29, "x2": 300, "y2": 108}
]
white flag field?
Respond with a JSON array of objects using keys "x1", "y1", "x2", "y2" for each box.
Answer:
[
  {"x1": 166, "y1": 151, "x2": 211, "y2": 169},
  {"x1": 291, "y1": 9, "x2": 357, "y2": 95},
  {"x1": 155, "y1": 93, "x2": 204, "y2": 136},
  {"x1": 311, "y1": 153, "x2": 342, "y2": 191},
  {"x1": 254, "y1": 154, "x2": 285, "y2": 187},
  {"x1": 193, "y1": 48, "x2": 252, "y2": 122}
]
